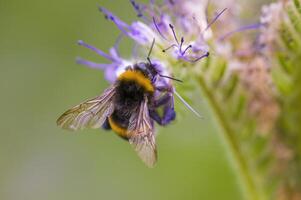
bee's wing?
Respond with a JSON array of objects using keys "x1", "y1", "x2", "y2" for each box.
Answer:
[
  {"x1": 128, "y1": 95, "x2": 157, "y2": 167},
  {"x1": 57, "y1": 85, "x2": 116, "y2": 131}
]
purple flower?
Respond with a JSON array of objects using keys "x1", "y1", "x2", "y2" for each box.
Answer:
[
  {"x1": 75, "y1": 0, "x2": 229, "y2": 84},
  {"x1": 97, "y1": 0, "x2": 225, "y2": 62},
  {"x1": 99, "y1": 7, "x2": 156, "y2": 45},
  {"x1": 74, "y1": 0, "x2": 203, "y2": 130},
  {"x1": 76, "y1": 40, "x2": 131, "y2": 83}
]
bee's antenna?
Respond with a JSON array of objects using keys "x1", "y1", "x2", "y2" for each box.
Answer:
[
  {"x1": 147, "y1": 38, "x2": 156, "y2": 65},
  {"x1": 147, "y1": 38, "x2": 183, "y2": 83},
  {"x1": 159, "y1": 74, "x2": 183, "y2": 83}
]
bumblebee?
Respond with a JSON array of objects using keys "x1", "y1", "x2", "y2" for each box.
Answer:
[{"x1": 57, "y1": 40, "x2": 178, "y2": 167}]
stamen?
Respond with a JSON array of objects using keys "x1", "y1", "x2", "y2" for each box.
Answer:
[
  {"x1": 77, "y1": 40, "x2": 114, "y2": 61},
  {"x1": 76, "y1": 57, "x2": 111, "y2": 69},
  {"x1": 152, "y1": 17, "x2": 168, "y2": 40},
  {"x1": 169, "y1": 24, "x2": 179, "y2": 45},
  {"x1": 218, "y1": 23, "x2": 262, "y2": 41},
  {"x1": 191, "y1": 52, "x2": 210, "y2": 62},
  {"x1": 182, "y1": 52, "x2": 209, "y2": 63},
  {"x1": 162, "y1": 44, "x2": 178, "y2": 52},
  {"x1": 182, "y1": 45, "x2": 192, "y2": 55},
  {"x1": 179, "y1": 37, "x2": 184, "y2": 53},
  {"x1": 113, "y1": 34, "x2": 123, "y2": 57},
  {"x1": 204, "y1": 8, "x2": 227, "y2": 31}
]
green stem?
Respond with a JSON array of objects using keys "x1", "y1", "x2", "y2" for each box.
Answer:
[{"x1": 197, "y1": 76, "x2": 264, "y2": 200}]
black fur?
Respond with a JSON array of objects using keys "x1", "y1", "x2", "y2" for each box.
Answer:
[
  {"x1": 111, "y1": 79, "x2": 151, "y2": 132},
  {"x1": 105, "y1": 63, "x2": 159, "y2": 138}
]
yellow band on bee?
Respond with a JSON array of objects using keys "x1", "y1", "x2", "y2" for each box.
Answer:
[
  {"x1": 118, "y1": 70, "x2": 154, "y2": 93},
  {"x1": 108, "y1": 117, "x2": 128, "y2": 139}
]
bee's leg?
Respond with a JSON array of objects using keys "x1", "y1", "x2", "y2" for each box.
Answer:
[
  {"x1": 154, "y1": 93, "x2": 171, "y2": 107},
  {"x1": 149, "y1": 107, "x2": 176, "y2": 126},
  {"x1": 155, "y1": 85, "x2": 173, "y2": 93},
  {"x1": 150, "y1": 94, "x2": 176, "y2": 126}
]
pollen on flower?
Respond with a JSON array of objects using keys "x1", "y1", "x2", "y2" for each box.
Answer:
[{"x1": 259, "y1": 2, "x2": 284, "y2": 55}]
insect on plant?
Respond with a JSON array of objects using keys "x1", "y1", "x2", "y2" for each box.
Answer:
[{"x1": 57, "y1": 39, "x2": 184, "y2": 167}]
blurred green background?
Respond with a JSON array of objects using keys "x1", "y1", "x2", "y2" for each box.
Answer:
[{"x1": 0, "y1": 0, "x2": 242, "y2": 199}]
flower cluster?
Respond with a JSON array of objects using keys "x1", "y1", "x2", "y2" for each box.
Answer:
[
  {"x1": 76, "y1": 0, "x2": 226, "y2": 84},
  {"x1": 99, "y1": 0, "x2": 212, "y2": 62},
  {"x1": 69, "y1": 0, "x2": 301, "y2": 197}
]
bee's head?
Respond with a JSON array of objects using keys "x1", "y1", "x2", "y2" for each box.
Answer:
[
  {"x1": 133, "y1": 38, "x2": 183, "y2": 83},
  {"x1": 134, "y1": 62, "x2": 159, "y2": 81}
]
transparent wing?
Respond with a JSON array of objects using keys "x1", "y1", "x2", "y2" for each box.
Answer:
[
  {"x1": 128, "y1": 95, "x2": 157, "y2": 167},
  {"x1": 57, "y1": 85, "x2": 116, "y2": 131}
]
